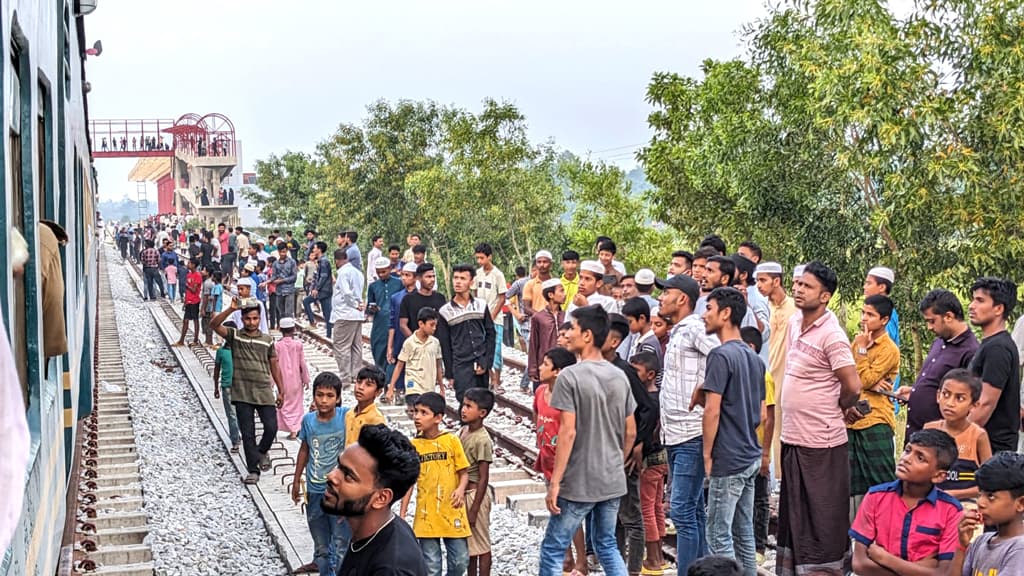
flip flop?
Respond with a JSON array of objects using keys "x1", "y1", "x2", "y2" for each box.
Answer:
[{"x1": 640, "y1": 567, "x2": 665, "y2": 576}]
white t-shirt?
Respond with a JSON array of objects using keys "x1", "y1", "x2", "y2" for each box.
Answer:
[{"x1": 474, "y1": 266, "x2": 508, "y2": 323}]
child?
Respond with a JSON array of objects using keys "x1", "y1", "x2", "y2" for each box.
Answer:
[
  {"x1": 740, "y1": 326, "x2": 775, "y2": 565},
  {"x1": 212, "y1": 320, "x2": 240, "y2": 452},
  {"x1": 175, "y1": 258, "x2": 202, "y2": 346},
  {"x1": 345, "y1": 366, "x2": 388, "y2": 446},
  {"x1": 629, "y1": 351, "x2": 669, "y2": 574},
  {"x1": 254, "y1": 261, "x2": 268, "y2": 303},
  {"x1": 952, "y1": 452, "x2": 1024, "y2": 575},
  {"x1": 924, "y1": 368, "x2": 992, "y2": 501},
  {"x1": 650, "y1": 307, "x2": 670, "y2": 354},
  {"x1": 176, "y1": 258, "x2": 187, "y2": 303},
  {"x1": 849, "y1": 429, "x2": 962, "y2": 575},
  {"x1": 200, "y1": 267, "x2": 216, "y2": 347},
  {"x1": 276, "y1": 317, "x2": 310, "y2": 440},
  {"x1": 400, "y1": 392, "x2": 471, "y2": 576},
  {"x1": 460, "y1": 388, "x2": 495, "y2": 576},
  {"x1": 555, "y1": 321, "x2": 572, "y2": 349},
  {"x1": 292, "y1": 372, "x2": 351, "y2": 576},
  {"x1": 532, "y1": 347, "x2": 584, "y2": 575},
  {"x1": 387, "y1": 307, "x2": 443, "y2": 416},
  {"x1": 164, "y1": 257, "x2": 178, "y2": 301}
]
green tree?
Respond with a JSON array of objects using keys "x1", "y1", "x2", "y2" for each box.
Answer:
[{"x1": 251, "y1": 151, "x2": 323, "y2": 227}]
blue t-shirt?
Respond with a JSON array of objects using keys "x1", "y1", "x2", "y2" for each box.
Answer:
[
  {"x1": 702, "y1": 339, "x2": 764, "y2": 477},
  {"x1": 299, "y1": 407, "x2": 349, "y2": 493},
  {"x1": 211, "y1": 284, "x2": 223, "y2": 313}
]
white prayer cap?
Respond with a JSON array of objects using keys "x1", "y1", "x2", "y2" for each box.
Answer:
[
  {"x1": 279, "y1": 317, "x2": 296, "y2": 329},
  {"x1": 534, "y1": 250, "x2": 553, "y2": 261},
  {"x1": 755, "y1": 262, "x2": 783, "y2": 277},
  {"x1": 580, "y1": 260, "x2": 604, "y2": 275},
  {"x1": 792, "y1": 265, "x2": 806, "y2": 279},
  {"x1": 236, "y1": 277, "x2": 254, "y2": 288},
  {"x1": 634, "y1": 268, "x2": 656, "y2": 286},
  {"x1": 541, "y1": 278, "x2": 562, "y2": 291},
  {"x1": 868, "y1": 266, "x2": 895, "y2": 284},
  {"x1": 402, "y1": 262, "x2": 419, "y2": 273},
  {"x1": 374, "y1": 256, "x2": 392, "y2": 269}
]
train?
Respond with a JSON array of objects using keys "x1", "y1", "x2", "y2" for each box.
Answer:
[{"x1": 2, "y1": 1, "x2": 99, "y2": 575}]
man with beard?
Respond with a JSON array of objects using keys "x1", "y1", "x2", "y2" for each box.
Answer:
[{"x1": 324, "y1": 423, "x2": 426, "y2": 576}]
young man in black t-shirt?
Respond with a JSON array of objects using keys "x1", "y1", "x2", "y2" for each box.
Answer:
[
  {"x1": 398, "y1": 263, "x2": 447, "y2": 340},
  {"x1": 324, "y1": 424, "x2": 426, "y2": 576},
  {"x1": 968, "y1": 277, "x2": 1021, "y2": 454}
]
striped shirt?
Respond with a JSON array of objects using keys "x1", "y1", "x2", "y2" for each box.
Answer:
[
  {"x1": 660, "y1": 313, "x2": 720, "y2": 446},
  {"x1": 225, "y1": 328, "x2": 277, "y2": 406}
]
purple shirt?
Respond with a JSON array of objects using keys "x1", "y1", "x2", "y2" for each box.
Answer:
[{"x1": 905, "y1": 329, "x2": 979, "y2": 437}]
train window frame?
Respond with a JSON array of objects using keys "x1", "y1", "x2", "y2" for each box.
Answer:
[{"x1": 38, "y1": 76, "x2": 54, "y2": 220}]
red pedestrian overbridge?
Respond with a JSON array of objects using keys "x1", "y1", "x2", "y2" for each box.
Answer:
[{"x1": 90, "y1": 113, "x2": 237, "y2": 160}]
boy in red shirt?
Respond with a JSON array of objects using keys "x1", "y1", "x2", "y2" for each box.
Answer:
[
  {"x1": 532, "y1": 347, "x2": 581, "y2": 574},
  {"x1": 176, "y1": 259, "x2": 203, "y2": 346}
]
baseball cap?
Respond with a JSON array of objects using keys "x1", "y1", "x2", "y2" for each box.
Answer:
[{"x1": 654, "y1": 274, "x2": 700, "y2": 305}]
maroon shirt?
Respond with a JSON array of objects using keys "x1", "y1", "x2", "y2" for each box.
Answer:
[
  {"x1": 528, "y1": 307, "x2": 564, "y2": 382},
  {"x1": 905, "y1": 328, "x2": 979, "y2": 438}
]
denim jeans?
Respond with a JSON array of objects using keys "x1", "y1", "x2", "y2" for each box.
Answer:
[
  {"x1": 667, "y1": 437, "x2": 707, "y2": 572},
  {"x1": 706, "y1": 460, "x2": 758, "y2": 576},
  {"x1": 539, "y1": 497, "x2": 626, "y2": 576},
  {"x1": 306, "y1": 491, "x2": 352, "y2": 576},
  {"x1": 166, "y1": 282, "x2": 177, "y2": 302},
  {"x1": 303, "y1": 295, "x2": 333, "y2": 337},
  {"x1": 143, "y1": 267, "x2": 165, "y2": 300},
  {"x1": 220, "y1": 387, "x2": 240, "y2": 446},
  {"x1": 419, "y1": 536, "x2": 468, "y2": 576}
]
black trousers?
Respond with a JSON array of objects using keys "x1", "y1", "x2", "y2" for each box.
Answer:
[
  {"x1": 452, "y1": 362, "x2": 489, "y2": 405},
  {"x1": 754, "y1": 471, "x2": 769, "y2": 553},
  {"x1": 234, "y1": 401, "x2": 277, "y2": 474}
]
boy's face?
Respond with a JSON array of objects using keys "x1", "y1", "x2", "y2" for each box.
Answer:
[
  {"x1": 598, "y1": 250, "x2": 614, "y2": 266},
  {"x1": 313, "y1": 386, "x2": 339, "y2": 415},
  {"x1": 475, "y1": 253, "x2": 491, "y2": 267},
  {"x1": 412, "y1": 405, "x2": 441, "y2": 432},
  {"x1": 937, "y1": 379, "x2": 975, "y2": 422},
  {"x1": 651, "y1": 315, "x2": 670, "y2": 339},
  {"x1": 556, "y1": 329, "x2": 569, "y2": 348},
  {"x1": 353, "y1": 378, "x2": 379, "y2": 404},
  {"x1": 895, "y1": 442, "x2": 946, "y2": 485},
  {"x1": 626, "y1": 315, "x2": 645, "y2": 335},
  {"x1": 538, "y1": 356, "x2": 559, "y2": 384},
  {"x1": 976, "y1": 488, "x2": 1024, "y2": 527},
  {"x1": 630, "y1": 363, "x2": 655, "y2": 386},
  {"x1": 419, "y1": 318, "x2": 437, "y2": 336},
  {"x1": 460, "y1": 399, "x2": 485, "y2": 424},
  {"x1": 860, "y1": 303, "x2": 886, "y2": 333}
]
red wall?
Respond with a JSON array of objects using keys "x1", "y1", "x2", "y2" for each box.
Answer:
[{"x1": 157, "y1": 174, "x2": 175, "y2": 214}]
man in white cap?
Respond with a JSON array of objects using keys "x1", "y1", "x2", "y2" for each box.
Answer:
[
  {"x1": 864, "y1": 266, "x2": 899, "y2": 346},
  {"x1": 755, "y1": 261, "x2": 796, "y2": 478},
  {"x1": 528, "y1": 278, "x2": 567, "y2": 390},
  {"x1": 522, "y1": 250, "x2": 554, "y2": 319},
  {"x1": 367, "y1": 256, "x2": 403, "y2": 372},
  {"x1": 230, "y1": 277, "x2": 269, "y2": 334},
  {"x1": 569, "y1": 260, "x2": 618, "y2": 314},
  {"x1": 634, "y1": 268, "x2": 659, "y2": 309},
  {"x1": 387, "y1": 261, "x2": 421, "y2": 395}
]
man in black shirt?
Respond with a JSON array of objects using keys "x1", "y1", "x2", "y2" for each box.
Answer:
[
  {"x1": 398, "y1": 263, "x2": 446, "y2": 341},
  {"x1": 324, "y1": 424, "x2": 426, "y2": 576},
  {"x1": 968, "y1": 277, "x2": 1021, "y2": 453}
]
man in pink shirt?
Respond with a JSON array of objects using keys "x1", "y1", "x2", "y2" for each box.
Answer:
[{"x1": 777, "y1": 261, "x2": 862, "y2": 576}]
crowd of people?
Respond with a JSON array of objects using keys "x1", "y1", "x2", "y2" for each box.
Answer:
[{"x1": 116, "y1": 222, "x2": 1024, "y2": 576}]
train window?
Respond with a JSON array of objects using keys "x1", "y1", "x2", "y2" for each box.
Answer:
[
  {"x1": 38, "y1": 81, "x2": 50, "y2": 219},
  {"x1": 63, "y1": 4, "x2": 71, "y2": 97},
  {"x1": 9, "y1": 45, "x2": 28, "y2": 404}
]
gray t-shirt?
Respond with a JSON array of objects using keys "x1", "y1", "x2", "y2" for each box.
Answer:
[
  {"x1": 702, "y1": 339, "x2": 764, "y2": 477},
  {"x1": 550, "y1": 359, "x2": 636, "y2": 502},
  {"x1": 962, "y1": 532, "x2": 1024, "y2": 575}
]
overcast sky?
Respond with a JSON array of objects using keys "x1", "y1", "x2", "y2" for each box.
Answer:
[{"x1": 87, "y1": 0, "x2": 766, "y2": 201}]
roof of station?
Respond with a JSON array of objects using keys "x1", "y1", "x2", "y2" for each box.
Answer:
[{"x1": 128, "y1": 157, "x2": 171, "y2": 182}]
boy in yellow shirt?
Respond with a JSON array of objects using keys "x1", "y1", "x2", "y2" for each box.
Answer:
[
  {"x1": 400, "y1": 391, "x2": 471, "y2": 576},
  {"x1": 741, "y1": 327, "x2": 775, "y2": 565},
  {"x1": 345, "y1": 366, "x2": 388, "y2": 445}
]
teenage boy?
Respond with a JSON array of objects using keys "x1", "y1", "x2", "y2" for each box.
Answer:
[
  {"x1": 438, "y1": 264, "x2": 496, "y2": 404},
  {"x1": 175, "y1": 258, "x2": 203, "y2": 346},
  {"x1": 401, "y1": 392, "x2": 471, "y2": 576},
  {"x1": 849, "y1": 429, "x2": 962, "y2": 576},
  {"x1": 387, "y1": 307, "x2": 444, "y2": 409},
  {"x1": 292, "y1": 372, "x2": 352, "y2": 576},
  {"x1": 210, "y1": 297, "x2": 285, "y2": 484},
  {"x1": 213, "y1": 320, "x2": 241, "y2": 453},
  {"x1": 399, "y1": 263, "x2": 446, "y2": 342},
  {"x1": 924, "y1": 369, "x2": 992, "y2": 502},
  {"x1": 460, "y1": 388, "x2": 495, "y2": 576},
  {"x1": 473, "y1": 244, "x2": 507, "y2": 391},
  {"x1": 367, "y1": 257, "x2": 402, "y2": 372},
  {"x1": 967, "y1": 277, "x2": 1020, "y2": 453},
  {"x1": 528, "y1": 279, "x2": 566, "y2": 391},
  {"x1": 568, "y1": 260, "x2": 617, "y2": 313},
  {"x1": 739, "y1": 327, "x2": 774, "y2": 565},
  {"x1": 229, "y1": 277, "x2": 268, "y2": 334},
  {"x1": 754, "y1": 261, "x2": 795, "y2": 477},
  {"x1": 539, "y1": 305, "x2": 636, "y2": 576},
  {"x1": 847, "y1": 295, "x2": 901, "y2": 518},
  {"x1": 952, "y1": 451, "x2": 1024, "y2": 575},
  {"x1": 560, "y1": 250, "x2": 580, "y2": 311},
  {"x1": 699, "y1": 287, "x2": 764, "y2": 575},
  {"x1": 346, "y1": 367, "x2": 388, "y2": 446},
  {"x1": 629, "y1": 351, "x2": 668, "y2": 574},
  {"x1": 388, "y1": 261, "x2": 420, "y2": 394},
  {"x1": 621, "y1": 296, "x2": 662, "y2": 368}
]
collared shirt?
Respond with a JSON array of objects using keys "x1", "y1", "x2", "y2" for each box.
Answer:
[
  {"x1": 849, "y1": 480, "x2": 961, "y2": 563},
  {"x1": 473, "y1": 265, "x2": 507, "y2": 323},
  {"x1": 367, "y1": 275, "x2": 403, "y2": 324},
  {"x1": 140, "y1": 247, "x2": 161, "y2": 268},
  {"x1": 660, "y1": 313, "x2": 720, "y2": 446},
  {"x1": 345, "y1": 403, "x2": 387, "y2": 447},
  {"x1": 345, "y1": 244, "x2": 362, "y2": 272},
  {"x1": 560, "y1": 274, "x2": 579, "y2": 311},
  {"x1": 272, "y1": 256, "x2": 298, "y2": 296},
  {"x1": 331, "y1": 262, "x2": 364, "y2": 323},
  {"x1": 437, "y1": 297, "x2": 495, "y2": 376},
  {"x1": 906, "y1": 329, "x2": 979, "y2": 436},
  {"x1": 780, "y1": 310, "x2": 856, "y2": 448},
  {"x1": 528, "y1": 307, "x2": 564, "y2": 382},
  {"x1": 849, "y1": 332, "x2": 900, "y2": 431},
  {"x1": 224, "y1": 327, "x2": 277, "y2": 406},
  {"x1": 768, "y1": 295, "x2": 796, "y2": 405},
  {"x1": 365, "y1": 246, "x2": 382, "y2": 286}
]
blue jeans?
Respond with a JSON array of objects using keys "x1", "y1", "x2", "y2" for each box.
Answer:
[
  {"x1": 539, "y1": 497, "x2": 626, "y2": 576},
  {"x1": 419, "y1": 537, "x2": 468, "y2": 576},
  {"x1": 667, "y1": 438, "x2": 707, "y2": 572},
  {"x1": 306, "y1": 491, "x2": 352, "y2": 576},
  {"x1": 220, "y1": 387, "x2": 240, "y2": 445},
  {"x1": 303, "y1": 295, "x2": 333, "y2": 337},
  {"x1": 707, "y1": 460, "x2": 758, "y2": 576},
  {"x1": 493, "y1": 324, "x2": 504, "y2": 370},
  {"x1": 166, "y1": 281, "x2": 176, "y2": 301}
]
